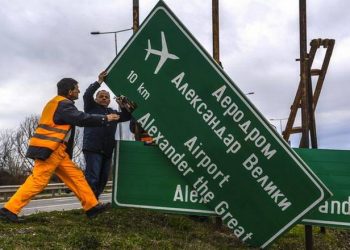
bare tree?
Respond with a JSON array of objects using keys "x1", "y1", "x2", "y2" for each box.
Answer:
[
  {"x1": 0, "y1": 116, "x2": 39, "y2": 179},
  {"x1": 0, "y1": 115, "x2": 86, "y2": 184},
  {"x1": 0, "y1": 130, "x2": 14, "y2": 171},
  {"x1": 13, "y1": 114, "x2": 38, "y2": 174},
  {"x1": 0, "y1": 129, "x2": 28, "y2": 184}
]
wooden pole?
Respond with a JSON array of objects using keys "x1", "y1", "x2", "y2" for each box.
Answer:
[
  {"x1": 299, "y1": 0, "x2": 313, "y2": 249},
  {"x1": 133, "y1": 0, "x2": 139, "y2": 33},
  {"x1": 212, "y1": 0, "x2": 223, "y2": 227},
  {"x1": 212, "y1": 0, "x2": 220, "y2": 64}
]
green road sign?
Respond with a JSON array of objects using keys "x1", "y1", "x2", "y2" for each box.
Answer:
[
  {"x1": 106, "y1": 1, "x2": 331, "y2": 248},
  {"x1": 296, "y1": 148, "x2": 350, "y2": 228},
  {"x1": 114, "y1": 143, "x2": 350, "y2": 229},
  {"x1": 113, "y1": 141, "x2": 215, "y2": 215}
]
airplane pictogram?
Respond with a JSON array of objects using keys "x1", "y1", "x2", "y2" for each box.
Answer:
[{"x1": 145, "y1": 31, "x2": 179, "y2": 74}]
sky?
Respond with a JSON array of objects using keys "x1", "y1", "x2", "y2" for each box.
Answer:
[{"x1": 0, "y1": 0, "x2": 349, "y2": 149}]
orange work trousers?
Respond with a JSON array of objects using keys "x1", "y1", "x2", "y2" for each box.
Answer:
[{"x1": 5, "y1": 143, "x2": 98, "y2": 215}]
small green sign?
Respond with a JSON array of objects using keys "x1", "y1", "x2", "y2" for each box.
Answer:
[
  {"x1": 296, "y1": 148, "x2": 350, "y2": 228},
  {"x1": 114, "y1": 142, "x2": 350, "y2": 228},
  {"x1": 113, "y1": 141, "x2": 215, "y2": 215},
  {"x1": 106, "y1": 1, "x2": 331, "y2": 248}
]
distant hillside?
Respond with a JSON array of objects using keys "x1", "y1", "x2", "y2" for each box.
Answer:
[{"x1": 0, "y1": 207, "x2": 348, "y2": 249}]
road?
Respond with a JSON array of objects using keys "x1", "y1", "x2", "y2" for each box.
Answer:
[{"x1": 0, "y1": 193, "x2": 112, "y2": 216}]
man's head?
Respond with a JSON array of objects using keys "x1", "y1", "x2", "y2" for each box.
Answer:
[
  {"x1": 95, "y1": 90, "x2": 110, "y2": 108},
  {"x1": 57, "y1": 78, "x2": 80, "y2": 100}
]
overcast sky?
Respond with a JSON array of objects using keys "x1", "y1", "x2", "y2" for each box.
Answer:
[{"x1": 0, "y1": 0, "x2": 349, "y2": 149}]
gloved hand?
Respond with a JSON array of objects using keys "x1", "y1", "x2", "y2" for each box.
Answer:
[{"x1": 115, "y1": 95, "x2": 137, "y2": 113}]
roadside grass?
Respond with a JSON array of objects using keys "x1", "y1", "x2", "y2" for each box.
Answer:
[{"x1": 0, "y1": 208, "x2": 349, "y2": 249}]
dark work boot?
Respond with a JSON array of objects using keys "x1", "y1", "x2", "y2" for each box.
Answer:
[
  {"x1": 0, "y1": 207, "x2": 24, "y2": 223},
  {"x1": 86, "y1": 203, "x2": 111, "y2": 219}
]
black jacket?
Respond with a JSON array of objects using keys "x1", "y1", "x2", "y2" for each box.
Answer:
[
  {"x1": 82, "y1": 82, "x2": 131, "y2": 158},
  {"x1": 26, "y1": 97, "x2": 108, "y2": 160}
]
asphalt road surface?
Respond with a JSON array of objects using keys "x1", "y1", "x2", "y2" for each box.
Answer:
[{"x1": 0, "y1": 193, "x2": 112, "y2": 216}]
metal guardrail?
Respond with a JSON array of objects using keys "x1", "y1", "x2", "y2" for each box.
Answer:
[{"x1": 0, "y1": 181, "x2": 113, "y2": 201}]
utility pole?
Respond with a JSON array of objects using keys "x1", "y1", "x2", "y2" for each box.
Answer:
[
  {"x1": 299, "y1": 0, "x2": 309, "y2": 149},
  {"x1": 212, "y1": 0, "x2": 223, "y2": 227},
  {"x1": 212, "y1": 0, "x2": 220, "y2": 64},
  {"x1": 299, "y1": 0, "x2": 316, "y2": 249},
  {"x1": 133, "y1": 0, "x2": 139, "y2": 33}
]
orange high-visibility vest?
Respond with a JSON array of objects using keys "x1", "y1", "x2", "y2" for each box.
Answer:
[
  {"x1": 140, "y1": 136, "x2": 153, "y2": 144},
  {"x1": 28, "y1": 96, "x2": 71, "y2": 151}
]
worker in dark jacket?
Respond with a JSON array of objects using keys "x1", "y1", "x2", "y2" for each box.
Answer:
[
  {"x1": 0, "y1": 77, "x2": 118, "y2": 223},
  {"x1": 83, "y1": 71, "x2": 132, "y2": 199}
]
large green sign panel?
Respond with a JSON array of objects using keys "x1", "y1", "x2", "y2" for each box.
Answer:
[
  {"x1": 114, "y1": 142, "x2": 350, "y2": 229},
  {"x1": 106, "y1": 1, "x2": 331, "y2": 248}
]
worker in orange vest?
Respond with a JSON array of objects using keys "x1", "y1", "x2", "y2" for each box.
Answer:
[
  {"x1": 129, "y1": 118, "x2": 153, "y2": 144},
  {"x1": 0, "y1": 76, "x2": 119, "y2": 222}
]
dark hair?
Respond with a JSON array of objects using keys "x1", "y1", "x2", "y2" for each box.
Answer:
[{"x1": 57, "y1": 78, "x2": 78, "y2": 96}]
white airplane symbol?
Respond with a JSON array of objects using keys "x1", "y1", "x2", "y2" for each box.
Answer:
[{"x1": 145, "y1": 31, "x2": 179, "y2": 74}]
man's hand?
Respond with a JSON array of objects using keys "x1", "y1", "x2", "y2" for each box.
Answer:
[
  {"x1": 106, "y1": 114, "x2": 120, "y2": 122},
  {"x1": 115, "y1": 95, "x2": 137, "y2": 113},
  {"x1": 115, "y1": 96, "x2": 125, "y2": 108},
  {"x1": 98, "y1": 71, "x2": 107, "y2": 84}
]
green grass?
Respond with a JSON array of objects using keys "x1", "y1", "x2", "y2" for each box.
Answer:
[{"x1": 0, "y1": 208, "x2": 349, "y2": 249}]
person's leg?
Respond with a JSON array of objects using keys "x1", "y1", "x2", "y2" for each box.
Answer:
[
  {"x1": 4, "y1": 147, "x2": 62, "y2": 215},
  {"x1": 96, "y1": 156, "x2": 112, "y2": 198},
  {"x1": 56, "y1": 153, "x2": 98, "y2": 211},
  {"x1": 84, "y1": 151, "x2": 103, "y2": 198}
]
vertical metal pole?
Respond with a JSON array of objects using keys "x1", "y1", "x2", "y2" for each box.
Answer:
[
  {"x1": 212, "y1": 0, "x2": 220, "y2": 64},
  {"x1": 132, "y1": 0, "x2": 139, "y2": 141},
  {"x1": 279, "y1": 120, "x2": 283, "y2": 135},
  {"x1": 133, "y1": 0, "x2": 139, "y2": 33},
  {"x1": 114, "y1": 33, "x2": 118, "y2": 56},
  {"x1": 299, "y1": 0, "x2": 313, "y2": 249},
  {"x1": 114, "y1": 32, "x2": 122, "y2": 139}
]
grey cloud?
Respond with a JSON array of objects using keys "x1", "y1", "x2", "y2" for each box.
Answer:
[{"x1": 0, "y1": 0, "x2": 349, "y2": 149}]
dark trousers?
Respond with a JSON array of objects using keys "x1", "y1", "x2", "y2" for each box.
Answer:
[{"x1": 84, "y1": 151, "x2": 112, "y2": 199}]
